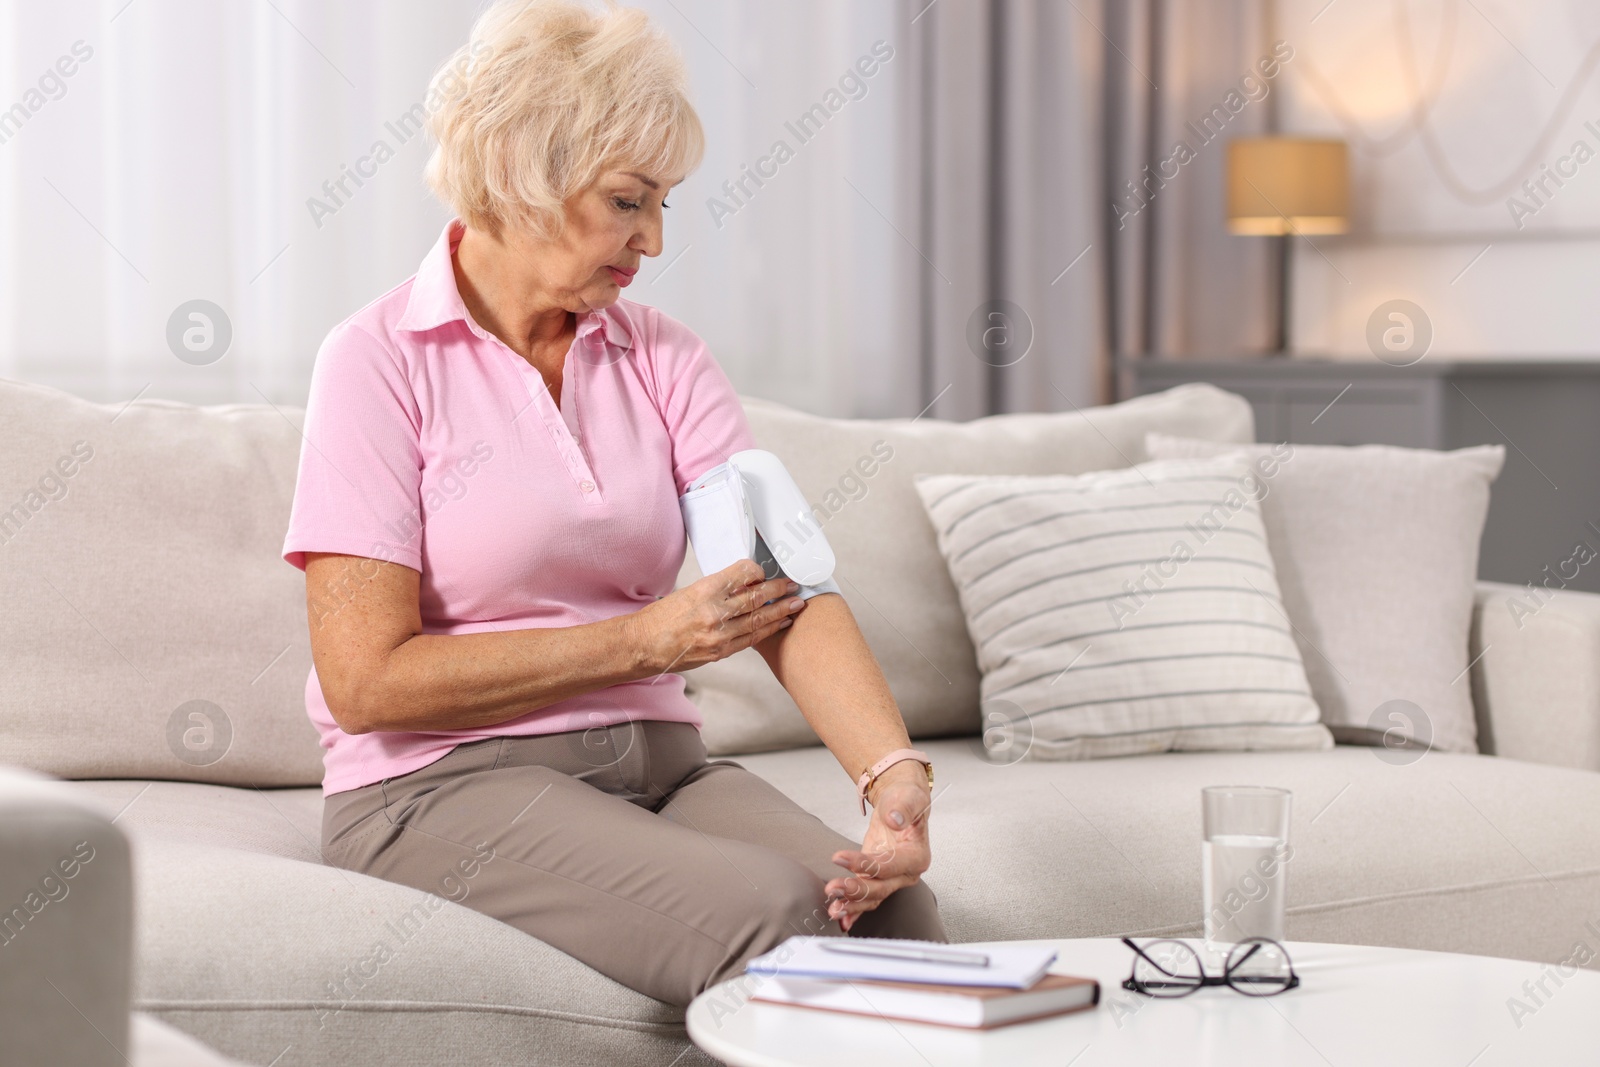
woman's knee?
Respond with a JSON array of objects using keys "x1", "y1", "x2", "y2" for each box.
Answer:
[
  {"x1": 853, "y1": 878, "x2": 947, "y2": 942},
  {"x1": 700, "y1": 857, "x2": 834, "y2": 994},
  {"x1": 746, "y1": 857, "x2": 837, "y2": 949}
]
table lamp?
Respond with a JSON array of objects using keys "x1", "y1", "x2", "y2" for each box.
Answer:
[{"x1": 1226, "y1": 137, "x2": 1349, "y2": 354}]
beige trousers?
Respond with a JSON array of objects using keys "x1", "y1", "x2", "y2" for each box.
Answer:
[{"x1": 320, "y1": 720, "x2": 947, "y2": 1007}]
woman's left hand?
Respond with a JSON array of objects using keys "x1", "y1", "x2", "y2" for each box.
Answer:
[{"x1": 825, "y1": 764, "x2": 933, "y2": 931}]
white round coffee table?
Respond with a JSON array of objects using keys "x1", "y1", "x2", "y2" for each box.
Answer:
[{"x1": 687, "y1": 938, "x2": 1600, "y2": 1066}]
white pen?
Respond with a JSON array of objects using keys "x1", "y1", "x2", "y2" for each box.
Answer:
[{"x1": 818, "y1": 941, "x2": 991, "y2": 967}]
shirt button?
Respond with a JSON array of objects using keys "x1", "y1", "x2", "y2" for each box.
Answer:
[{"x1": 579, "y1": 479, "x2": 595, "y2": 492}]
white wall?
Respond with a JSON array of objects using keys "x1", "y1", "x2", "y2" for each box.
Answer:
[
  {"x1": 1278, "y1": 0, "x2": 1600, "y2": 358},
  {"x1": 1293, "y1": 237, "x2": 1600, "y2": 357}
]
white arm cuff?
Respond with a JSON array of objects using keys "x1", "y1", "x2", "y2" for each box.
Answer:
[
  {"x1": 680, "y1": 452, "x2": 840, "y2": 594},
  {"x1": 796, "y1": 576, "x2": 841, "y2": 599}
]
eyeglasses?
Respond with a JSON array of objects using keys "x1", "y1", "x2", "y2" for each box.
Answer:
[{"x1": 1121, "y1": 936, "x2": 1300, "y2": 997}]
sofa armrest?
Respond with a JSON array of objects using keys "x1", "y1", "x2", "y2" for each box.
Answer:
[
  {"x1": 1470, "y1": 581, "x2": 1600, "y2": 770},
  {"x1": 0, "y1": 764, "x2": 134, "y2": 1067}
]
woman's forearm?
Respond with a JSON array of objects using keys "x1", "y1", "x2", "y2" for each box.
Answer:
[
  {"x1": 754, "y1": 592, "x2": 920, "y2": 789},
  {"x1": 351, "y1": 618, "x2": 657, "y2": 733},
  {"x1": 309, "y1": 552, "x2": 803, "y2": 735}
]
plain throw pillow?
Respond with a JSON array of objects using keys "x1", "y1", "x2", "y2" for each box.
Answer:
[
  {"x1": 0, "y1": 377, "x2": 324, "y2": 786},
  {"x1": 675, "y1": 383, "x2": 1257, "y2": 756},
  {"x1": 1146, "y1": 434, "x2": 1506, "y2": 753},
  {"x1": 912, "y1": 457, "x2": 1332, "y2": 762}
]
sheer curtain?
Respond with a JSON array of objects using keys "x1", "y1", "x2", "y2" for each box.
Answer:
[
  {"x1": 0, "y1": 0, "x2": 1233, "y2": 419},
  {"x1": 0, "y1": 0, "x2": 481, "y2": 408},
  {"x1": 626, "y1": 0, "x2": 915, "y2": 417}
]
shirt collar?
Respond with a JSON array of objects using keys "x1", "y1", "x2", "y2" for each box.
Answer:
[{"x1": 396, "y1": 218, "x2": 632, "y2": 351}]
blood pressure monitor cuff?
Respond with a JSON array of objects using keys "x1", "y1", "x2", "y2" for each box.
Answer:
[{"x1": 678, "y1": 450, "x2": 841, "y2": 601}]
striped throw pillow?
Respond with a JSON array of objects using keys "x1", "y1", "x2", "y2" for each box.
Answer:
[{"x1": 914, "y1": 458, "x2": 1332, "y2": 761}]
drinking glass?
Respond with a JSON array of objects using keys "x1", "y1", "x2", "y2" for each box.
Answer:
[{"x1": 1201, "y1": 786, "x2": 1291, "y2": 955}]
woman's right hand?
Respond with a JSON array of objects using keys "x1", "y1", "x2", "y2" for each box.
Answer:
[{"x1": 631, "y1": 559, "x2": 807, "y2": 674}]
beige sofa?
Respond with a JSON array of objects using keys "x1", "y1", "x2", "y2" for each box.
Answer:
[{"x1": 3, "y1": 376, "x2": 1599, "y2": 1067}]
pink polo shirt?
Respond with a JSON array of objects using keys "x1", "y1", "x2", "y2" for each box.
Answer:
[{"x1": 283, "y1": 219, "x2": 757, "y2": 796}]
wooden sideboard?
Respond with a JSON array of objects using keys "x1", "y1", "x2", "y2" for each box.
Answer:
[{"x1": 1123, "y1": 358, "x2": 1600, "y2": 594}]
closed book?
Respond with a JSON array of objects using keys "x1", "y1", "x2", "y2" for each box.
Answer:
[{"x1": 750, "y1": 973, "x2": 1100, "y2": 1030}]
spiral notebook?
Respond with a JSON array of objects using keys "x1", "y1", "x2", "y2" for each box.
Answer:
[{"x1": 743, "y1": 936, "x2": 1059, "y2": 989}]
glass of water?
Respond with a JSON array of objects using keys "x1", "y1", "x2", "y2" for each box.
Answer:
[{"x1": 1202, "y1": 786, "x2": 1292, "y2": 955}]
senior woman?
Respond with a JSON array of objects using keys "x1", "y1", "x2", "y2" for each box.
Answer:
[{"x1": 282, "y1": 0, "x2": 945, "y2": 1008}]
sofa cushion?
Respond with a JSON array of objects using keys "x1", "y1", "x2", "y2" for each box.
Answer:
[
  {"x1": 0, "y1": 377, "x2": 323, "y2": 786},
  {"x1": 1147, "y1": 435, "x2": 1505, "y2": 754},
  {"x1": 913, "y1": 458, "x2": 1332, "y2": 760},
  {"x1": 736, "y1": 741, "x2": 1600, "y2": 968},
  {"x1": 677, "y1": 384, "x2": 1256, "y2": 755},
  {"x1": 63, "y1": 779, "x2": 720, "y2": 1067}
]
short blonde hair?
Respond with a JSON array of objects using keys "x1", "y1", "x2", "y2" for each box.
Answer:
[{"x1": 423, "y1": 0, "x2": 704, "y2": 239}]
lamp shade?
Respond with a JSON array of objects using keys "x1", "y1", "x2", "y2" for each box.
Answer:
[{"x1": 1227, "y1": 138, "x2": 1349, "y2": 235}]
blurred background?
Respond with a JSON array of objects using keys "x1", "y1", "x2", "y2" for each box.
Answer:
[{"x1": 2, "y1": 0, "x2": 1599, "y2": 430}]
